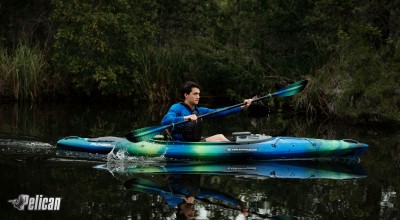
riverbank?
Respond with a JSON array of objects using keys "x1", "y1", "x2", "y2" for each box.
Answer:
[{"x1": 1, "y1": 1, "x2": 399, "y2": 124}]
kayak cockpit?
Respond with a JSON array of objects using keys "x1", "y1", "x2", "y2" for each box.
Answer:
[{"x1": 151, "y1": 132, "x2": 273, "y2": 145}]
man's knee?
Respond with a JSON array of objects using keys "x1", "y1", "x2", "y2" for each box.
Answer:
[{"x1": 205, "y1": 134, "x2": 229, "y2": 142}]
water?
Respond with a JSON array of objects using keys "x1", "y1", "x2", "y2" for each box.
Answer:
[{"x1": 0, "y1": 102, "x2": 398, "y2": 219}]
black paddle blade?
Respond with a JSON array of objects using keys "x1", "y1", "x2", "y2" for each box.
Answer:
[{"x1": 125, "y1": 131, "x2": 136, "y2": 142}]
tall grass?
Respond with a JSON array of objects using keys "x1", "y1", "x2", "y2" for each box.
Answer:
[
  {"x1": 135, "y1": 45, "x2": 194, "y2": 103},
  {"x1": 293, "y1": 44, "x2": 400, "y2": 123},
  {"x1": 0, "y1": 41, "x2": 47, "y2": 101},
  {"x1": 134, "y1": 39, "x2": 265, "y2": 104}
]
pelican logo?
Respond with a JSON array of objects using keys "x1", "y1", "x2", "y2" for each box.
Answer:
[{"x1": 8, "y1": 194, "x2": 61, "y2": 211}]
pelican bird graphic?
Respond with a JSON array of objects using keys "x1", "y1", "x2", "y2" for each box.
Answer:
[{"x1": 8, "y1": 194, "x2": 28, "y2": 210}]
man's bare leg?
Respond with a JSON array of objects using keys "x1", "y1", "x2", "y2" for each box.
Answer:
[{"x1": 205, "y1": 134, "x2": 230, "y2": 142}]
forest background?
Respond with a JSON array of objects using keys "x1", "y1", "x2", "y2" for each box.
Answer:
[{"x1": 1, "y1": 0, "x2": 399, "y2": 124}]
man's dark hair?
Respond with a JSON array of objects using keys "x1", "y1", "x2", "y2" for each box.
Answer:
[{"x1": 181, "y1": 81, "x2": 200, "y2": 97}]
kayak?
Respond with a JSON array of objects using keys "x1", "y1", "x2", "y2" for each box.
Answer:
[
  {"x1": 100, "y1": 160, "x2": 367, "y2": 180},
  {"x1": 56, "y1": 136, "x2": 123, "y2": 154},
  {"x1": 56, "y1": 132, "x2": 368, "y2": 161}
]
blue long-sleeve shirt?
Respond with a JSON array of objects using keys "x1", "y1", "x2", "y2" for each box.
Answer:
[
  {"x1": 161, "y1": 103, "x2": 243, "y2": 140},
  {"x1": 162, "y1": 103, "x2": 243, "y2": 125}
]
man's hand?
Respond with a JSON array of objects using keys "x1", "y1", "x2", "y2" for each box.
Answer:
[
  {"x1": 182, "y1": 196, "x2": 195, "y2": 203},
  {"x1": 242, "y1": 99, "x2": 253, "y2": 110},
  {"x1": 184, "y1": 114, "x2": 198, "y2": 121}
]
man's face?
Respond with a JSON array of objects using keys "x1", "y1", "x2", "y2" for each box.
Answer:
[{"x1": 185, "y1": 87, "x2": 200, "y2": 106}]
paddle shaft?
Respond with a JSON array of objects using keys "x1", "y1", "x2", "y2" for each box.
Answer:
[
  {"x1": 192, "y1": 94, "x2": 269, "y2": 119},
  {"x1": 164, "y1": 85, "x2": 294, "y2": 127},
  {"x1": 174, "y1": 80, "x2": 305, "y2": 124}
]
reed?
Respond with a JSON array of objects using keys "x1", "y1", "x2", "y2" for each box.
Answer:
[
  {"x1": 293, "y1": 76, "x2": 330, "y2": 117},
  {"x1": 0, "y1": 48, "x2": 14, "y2": 99},
  {"x1": 136, "y1": 45, "x2": 193, "y2": 102},
  {"x1": 0, "y1": 40, "x2": 47, "y2": 101}
]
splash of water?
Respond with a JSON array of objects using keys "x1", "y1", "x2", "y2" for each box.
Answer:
[
  {"x1": 0, "y1": 138, "x2": 54, "y2": 157},
  {"x1": 106, "y1": 147, "x2": 166, "y2": 172}
]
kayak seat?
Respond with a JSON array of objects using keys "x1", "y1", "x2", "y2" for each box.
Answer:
[
  {"x1": 232, "y1": 131, "x2": 251, "y2": 139},
  {"x1": 153, "y1": 134, "x2": 207, "y2": 142},
  {"x1": 230, "y1": 131, "x2": 251, "y2": 142}
]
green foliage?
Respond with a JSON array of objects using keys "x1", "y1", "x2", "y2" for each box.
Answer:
[
  {"x1": 186, "y1": 37, "x2": 263, "y2": 100},
  {"x1": 2, "y1": 0, "x2": 400, "y2": 122},
  {"x1": 133, "y1": 45, "x2": 189, "y2": 102},
  {"x1": 133, "y1": 37, "x2": 265, "y2": 102},
  {"x1": 0, "y1": 0, "x2": 51, "y2": 49},
  {"x1": 293, "y1": 0, "x2": 400, "y2": 122},
  {"x1": 50, "y1": 0, "x2": 158, "y2": 96},
  {"x1": 156, "y1": 0, "x2": 219, "y2": 43}
]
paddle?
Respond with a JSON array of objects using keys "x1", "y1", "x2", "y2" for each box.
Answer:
[{"x1": 126, "y1": 80, "x2": 308, "y2": 142}]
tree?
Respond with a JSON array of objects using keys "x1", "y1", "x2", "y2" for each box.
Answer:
[{"x1": 51, "y1": 0, "x2": 158, "y2": 96}]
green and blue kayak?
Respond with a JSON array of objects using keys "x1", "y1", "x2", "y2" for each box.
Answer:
[{"x1": 56, "y1": 132, "x2": 368, "y2": 161}]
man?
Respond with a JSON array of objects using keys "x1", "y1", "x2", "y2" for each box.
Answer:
[{"x1": 161, "y1": 81, "x2": 252, "y2": 142}]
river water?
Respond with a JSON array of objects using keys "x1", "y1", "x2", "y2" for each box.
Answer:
[{"x1": 0, "y1": 102, "x2": 398, "y2": 219}]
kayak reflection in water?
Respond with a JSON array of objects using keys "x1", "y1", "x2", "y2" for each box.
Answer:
[
  {"x1": 124, "y1": 174, "x2": 248, "y2": 219},
  {"x1": 161, "y1": 81, "x2": 252, "y2": 142}
]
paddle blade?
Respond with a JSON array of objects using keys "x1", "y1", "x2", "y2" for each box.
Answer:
[
  {"x1": 126, "y1": 126, "x2": 164, "y2": 142},
  {"x1": 274, "y1": 80, "x2": 308, "y2": 97}
]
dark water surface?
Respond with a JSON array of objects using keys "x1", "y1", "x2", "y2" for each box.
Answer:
[{"x1": 0, "y1": 102, "x2": 398, "y2": 219}]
